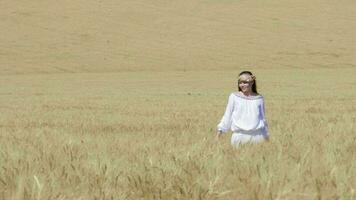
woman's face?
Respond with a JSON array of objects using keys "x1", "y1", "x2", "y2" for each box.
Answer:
[{"x1": 238, "y1": 74, "x2": 254, "y2": 93}]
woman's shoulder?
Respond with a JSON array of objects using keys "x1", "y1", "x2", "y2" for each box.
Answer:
[{"x1": 232, "y1": 92, "x2": 263, "y2": 100}]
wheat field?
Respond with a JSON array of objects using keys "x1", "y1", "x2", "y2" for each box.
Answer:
[{"x1": 1, "y1": 0, "x2": 356, "y2": 199}]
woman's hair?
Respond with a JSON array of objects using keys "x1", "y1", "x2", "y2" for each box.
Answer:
[{"x1": 238, "y1": 71, "x2": 258, "y2": 93}]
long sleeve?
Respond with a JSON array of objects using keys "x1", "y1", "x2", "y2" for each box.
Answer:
[
  {"x1": 260, "y1": 98, "x2": 269, "y2": 135},
  {"x1": 217, "y1": 94, "x2": 234, "y2": 133}
]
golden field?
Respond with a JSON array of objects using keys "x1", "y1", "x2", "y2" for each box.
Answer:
[{"x1": 1, "y1": 0, "x2": 356, "y2": 199}]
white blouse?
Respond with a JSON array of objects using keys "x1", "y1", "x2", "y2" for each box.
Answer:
[{"x1": 217, "y1": 92, "x2": 269, "y2": 135}]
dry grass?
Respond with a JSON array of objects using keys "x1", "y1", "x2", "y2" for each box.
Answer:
[
  {"x1": 1, "y1": 0, "x2": 356, "y2": 199},
  {"x1": 0, "y1": 69, "x2": 355, "y2": 199}
]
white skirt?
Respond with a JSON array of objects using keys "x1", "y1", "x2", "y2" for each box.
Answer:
[{"x1": 231, "y1": 129, "x2": 268, "y2": 148}]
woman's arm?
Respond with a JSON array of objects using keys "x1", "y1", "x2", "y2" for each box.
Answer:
[
  {"x1": 217, "y1": 93, "x2": 235, "y2": 134},
  {"x1": 261, "y1": 98, "x2": 269, "y2": 138}
]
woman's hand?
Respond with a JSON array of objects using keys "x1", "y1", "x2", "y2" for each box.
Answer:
[{"x1": 215, "y1": 131, "x2": 223, "y2": 142}]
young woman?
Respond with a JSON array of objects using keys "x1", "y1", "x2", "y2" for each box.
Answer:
[{"x1": 216, "y1": 71, "x2": 269, "y2": 148}]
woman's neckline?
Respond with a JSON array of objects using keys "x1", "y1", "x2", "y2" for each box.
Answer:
[{"x1": 233, "y1": 92, "x2": 262, "y2": 100}]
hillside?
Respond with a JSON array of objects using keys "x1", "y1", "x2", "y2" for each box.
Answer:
[{"x1": 1, "y1": 0, "x2": 355, "y2": 74}]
